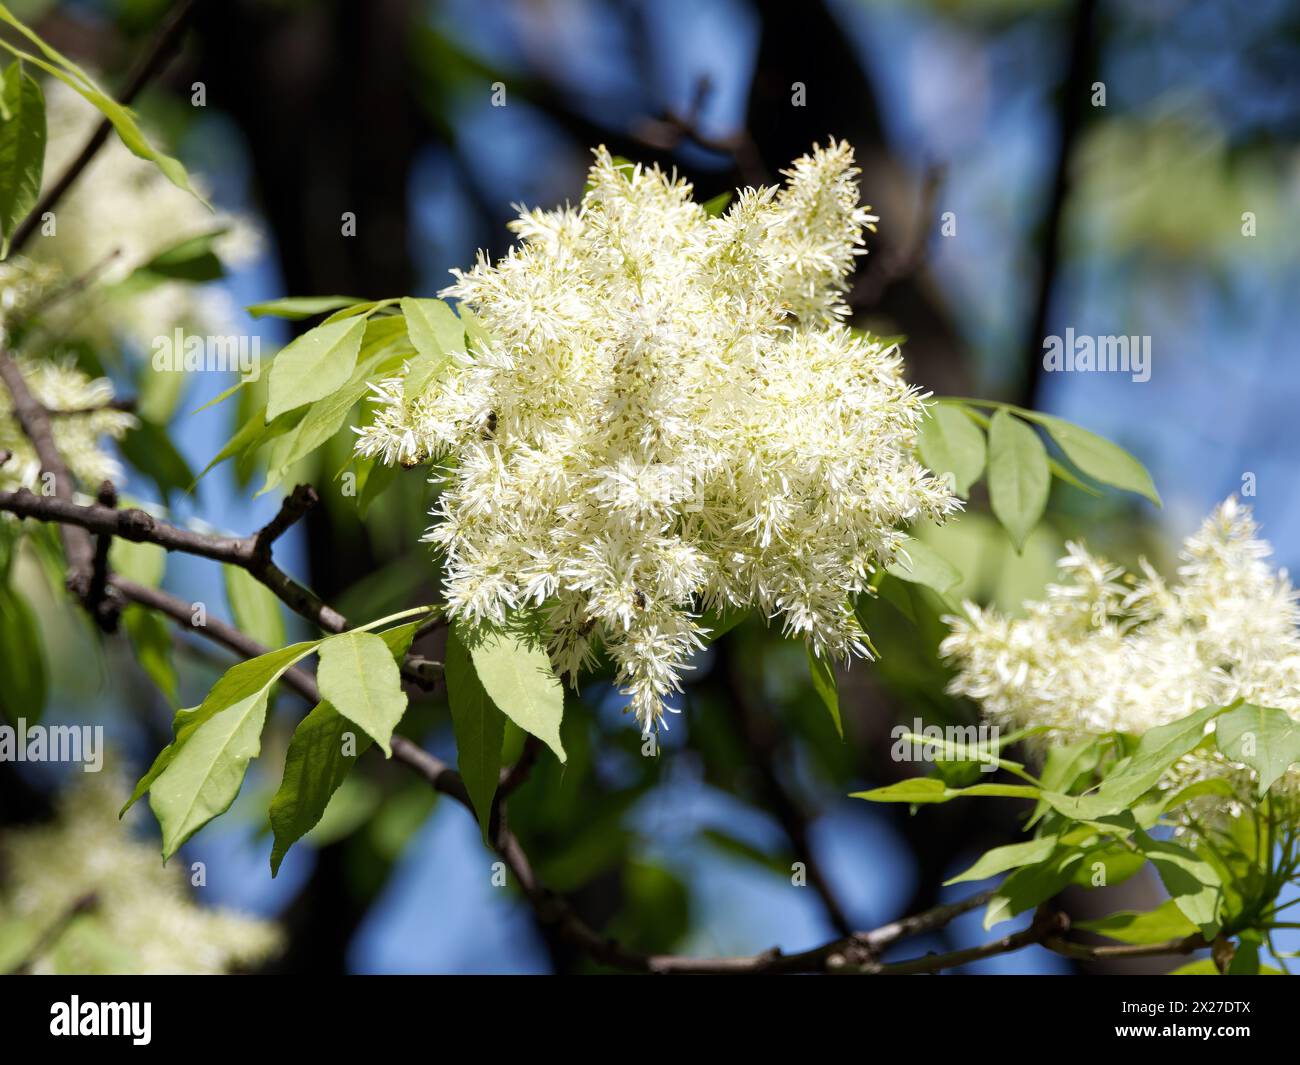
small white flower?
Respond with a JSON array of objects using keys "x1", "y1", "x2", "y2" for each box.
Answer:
[{"x1": 0, "y1": 354, "x2": 136, "y2": 492}]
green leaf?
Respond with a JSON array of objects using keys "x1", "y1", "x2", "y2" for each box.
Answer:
[
  {"x1": 400, "y1": 297, "x2": 463, "y2": 401},
  {"x1": 223, "y1": 565, "x2": 285, "y2": 651},
  {"x1": 698, "y1": 605, "x2": 748, "y2": 644},
  {"x1": 945, "y1": 836, "x2": 1059, "y2": 886},
  {"x1": 1027, "y1": 736, "x2": 1102, "y2": 827},
  {"x1": 260, "y1": 326, "x2": 410, "y2": 492},
  {"x1": 118, "y1": 419, "x2": 195, "y2": 505},
  {"x1": 468, "y1": 630, "x2": 566, "y2": 762},
  {"x1": 268, "y1": 700, "x2": 371, "y2": 875},
  {"x1": 984, "y1": 850, "x2": 1082, "y2": 930},
  {"x1": 445, "y1": 622, "x2": 506, "y2": 842},
  {"x1": 266, "y1": 316, "x2": 368, "y2": 421},
  {"x1": 987, "y1": 409, "x2": 1049, "y2": 551},
  {"x1": 1070, "y1": 843, "x2": 1147, "y2": 889},
  {"x1": 356, "y1": 457, "x2": 397, "y2": 518},
  {"x1": 701, "y1": 191, "x2": 732, "y2": 217},
  {"x1": 1076, "y1": 898, "x2": 1199, "y2": 945},
  {"x1": 247, "y1": 295, "x2": 365, "y2": 320},
  {"x1": 1161, "y1": 776, "x2": 1238, "y2": 812},
  {"x1": 885, "y1": 537, "x2": 961, "y2": 603},
  {"x1": 1019, "y1": 411, "x2": 1161, "y2": 506},
  {"x1": 108, "y1": 537, "x2": 165, "y2": 587},
  {"x1": 1214, "y1": 702, "x2": 1300, "y2": 797},
  {"x1": 918, "y1": 404, "x2": 985, "y2": 496},
  {"x1": 805, "y1": 645, "x2": 842, "y2": 738},
  {"x1": 1042, "y1": 703, "x2": 1232, "y2": 821},
  {"x1": 0, "y1": 61, "x2": 44, "y2": 255},
  {"x1": 851, "y1": 778, "x2": 1039, "y2": 804},
  {"x1": 0, "y1": 583, "x2": 46, "y2": 723},
  {"x1": 132, "y1": 228, "x2": 227, "y2": 283},
  {"x1": 0, "y1": 8, "x2": 202, "y2": 202},
  {"x1": 124, "y1": 640, "x2": 319, "y2": 819},
  {"x1": 1227, "y1": 931, "x2": 1264, "y2": 975},
  {"x1": 141, "y1": 643, "x2": 327, "y2": 850},
  {"x1": 316, "y1": 631, "x2": 408, "y2": 757},
  {"x1": 1133, "y1": 831, "x2": 1223, "y2": 939},
  {"x1": 122, "y1": 605, "x2": 178, "y2": 705}
]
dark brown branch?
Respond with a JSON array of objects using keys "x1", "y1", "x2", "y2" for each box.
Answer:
[
  {"x1": 1044, "y1": 932, "x2": 1207, "y2": 962},
  {"x1": 0, "y1": 482, "x2": 345, "y2": 630},
  {"x1": 860, "y1": 905, "x2": 1067, "y2": 975},
  {"x1": 86, "y1": 480, "x2": 120, "y2": 631},
  {"x1": 0, "y1": 350, "x2": 95, "y2": 595},
  {"x1": 48, "y1": 397, "x2": 137, "y2": 417},
  {"x1": 8, "y1": 0, "x2": 197, "y2": 255}
]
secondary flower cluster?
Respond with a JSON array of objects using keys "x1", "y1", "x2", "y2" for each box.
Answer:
[
  {"x1": 0, "y1": 354, "x2": 135, "y2": 493},
  {"x1": 356, "y1": 142, "x2": 957, "y2": 729},
  {"x1": 33, "y1": 78, "x2": 260, "y2": 344},
  {"x1": 942, "y1": 498, "x2": 1300, "y2": 803},
  {"x1": 0, "y1": 774, "x2": 280, "y2": 974}
]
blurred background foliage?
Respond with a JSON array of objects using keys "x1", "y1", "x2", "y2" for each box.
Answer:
[{"x1": 1, "y1": 0, "x2": 1297, "y2": 973}]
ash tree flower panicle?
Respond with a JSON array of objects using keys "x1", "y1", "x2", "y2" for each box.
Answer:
[
  {"x1": 942, "y1": 497, "x2": 1300, "y2": 808},
  {"x1": 355, "y1": 141, "x2": 960, "y2": 730}
]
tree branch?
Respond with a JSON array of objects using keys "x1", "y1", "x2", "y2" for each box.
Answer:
[{"x1": 0, "y1": 350, "x2": 96, "y2": 596}]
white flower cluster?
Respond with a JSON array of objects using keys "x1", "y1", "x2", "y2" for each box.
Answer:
[
  {"x1": 942, "y1": 498, "x2": 1300, "y2": 801},
  {"x1": 0, "y1": 355, "x2": 135, "y2": 492},
  {"x1": 356, "y1": 142, "x2": 958, "y2": 729},
  {"x1": 0, "y1": 774, "x2": 280, "y2": 974},
  {"x1": 31, "y1": 79, "x2": 260, "y2": 344}
]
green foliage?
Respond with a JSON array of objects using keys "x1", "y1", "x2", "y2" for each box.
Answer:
[
  {"x1": 1017, "y1": 410, "x2": 1161, "y2": 505},
  {"x1": 266, "y1": 315, "x2": 368, "y2": 420},
  {"x1": 1077, "y1": 899, "x2": 1199, "y2": 944},
  {"x1": 884, "y1": 536, "x2": 962, "y2": 607},
  {"x1": 0, "y1": 582, "x2": 46, "y2": 723},
  {"x1": 852, "y1": 778, "x2": 1040, "y2": 804},
  {"x1": 1132, "y1": 831, "x2": 1223, "y2": 937},
  {"x1": 316, "y1": 630, "x2": 408, "y2": 757},
  {"x1": 0, "y1": 3, "x2": 202, "y2": 201},
  {"x1": 1215, "y1": 702, "x2": 1300, "y2": 797},
  {"x1": 134, "y1": 640, "x2": 319, "y2": 858},
  {"x1": 223, "y1": 565, "x2": 286, "y2": 651},
  {"x1": 444, "y1": 621, "x2": 506, "y2": 841},
  {"x1": 984, "y1": 849, "x2": 1082, "y2": 930},
  {"x1": 917, "y1": 403, "x2": 985, "y2": 496},
  {"x1": 987, "y1": 408, "x2": 1049, "y2": 552},
  {"x1": 247, "y1": 296, "x2": 366, "y2": 320},
  {"x1": 0, "y1": 60, "x2": 44, "y2": 256},
  {"x1": 118, "y1": 418, "x2": 194, "y2": 504},
  {"x1": 1042, "y1": 702, "x2": 1232, "y2": 821},
  {"x1": 805, "y1": 644, "x2": 842, "y2": 738},
  {"x1": 400, "y1": 296, "x2": 464, "y2": 400},
  {"x1": 945, "y1": 835, "x2": 1058, "y2": 885},
  {"x1": 130, "y1": 227, "x2": 228, "y2": 283},
  {"x1": 122, "y1": 605, "x2": 178, "y2": 704},
  {"x1": 269, "y1": 701, "x2": 371, "y2": 876},
  {"x1": 929, "y1": 398, "x2": 1161, "y2": 551},
  {"x1": 467, "y1": 628, "x2": 566, "y2": 762}
]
